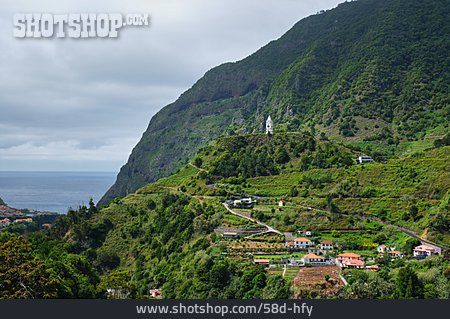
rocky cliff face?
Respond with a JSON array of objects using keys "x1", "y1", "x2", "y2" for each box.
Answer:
[{"x1": 99, "y1": 0, "x2": 449, "y2": 206}]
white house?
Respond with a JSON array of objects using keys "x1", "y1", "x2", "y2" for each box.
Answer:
[
  {"x1": 266, "y1": 116, "x2": 273, "y2": 135},
  {"x1": 320, "y1": 240, "x2": 333, "y2": 250},
  {"x1": 278, "y1": 200, "x2": 285, "y2": 207},
  {"x1": 356, "y1": 155, "x2": 374, "y2": 164},
  {"x1": 413, "y1": 245, "x2": 437, "y2": 258},
  {"x1": 302, "y1": 253, "x2": 323, "y2": 264},
  {"x1": 377, "y1": 245, "x2": 389, "y2": 253},
  {"x1": 387, "y1": 250, "x2": 403, "y2": 258},
  {"x1": 302, "y1": 253, "x2": 334, "y2": 266},
  {"x1": 294, "y1": 237, "x2": 313, "y2": 249},
  {"x1": 232, "y1": 198, "x2": 254, "y2": 208}
]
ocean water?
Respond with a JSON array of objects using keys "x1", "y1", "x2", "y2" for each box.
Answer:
[{"x1": 0, "y1": 171, "x2": 116, "y2": 214}]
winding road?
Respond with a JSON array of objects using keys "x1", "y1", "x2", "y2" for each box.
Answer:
[{"x1": 222, "y1": 202, "x2": 283, "y2": 236}]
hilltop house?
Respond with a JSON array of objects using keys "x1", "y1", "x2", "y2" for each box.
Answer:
[
  {"x1": 336, "y1": 252, "x2": 365, "y2": 268},
  {"x1": 294, "y1": 237, "x2": 313, "y2": 249},
  {"x1": 320, "y1": 240, "x2": 333, "y2": 250},
  {"x1": 356, "y1": 155, "x2": 374, "y2": 164},
  {"x1": 266, "y1": 116, "x2": 273, "y2": 135},
  {"x1": 413, "y1": 245, "x2": 437, "y2": 258}
]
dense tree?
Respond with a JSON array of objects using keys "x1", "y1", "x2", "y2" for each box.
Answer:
[
  {"x1": 394, "y1": 265, "x2": 423, "y2": 299},
  {"x1": 0, "y1": 236, "x2": 59, "y2": 299}
]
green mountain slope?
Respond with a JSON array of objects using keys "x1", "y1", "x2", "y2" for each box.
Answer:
[
  {"x1": 100, "y1": 0, "x2": 450, "y2": 206},
  {"x1": 139, "y1": 133, "x2": 449, "y2": 246},
  {"x1": 18, "y1": 133, "x2": 446, "y2": 299}
]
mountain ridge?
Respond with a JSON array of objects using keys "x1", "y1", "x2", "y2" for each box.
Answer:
[{"x1": 99, "y1": 0, "x2": 449, "y2": 206}]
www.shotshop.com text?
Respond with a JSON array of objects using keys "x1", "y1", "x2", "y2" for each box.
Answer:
[{"x1": 136, "y1": 302, "x2": 314, "y2": 317}]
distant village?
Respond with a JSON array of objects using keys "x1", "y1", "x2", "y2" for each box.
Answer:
[{"x1": 0, "y1": 203, "x2": 57, "y2": 229}]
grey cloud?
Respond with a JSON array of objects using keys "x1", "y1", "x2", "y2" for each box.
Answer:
[{"x1": 0, "y1": 0, "x2": 343, "y2": 172}]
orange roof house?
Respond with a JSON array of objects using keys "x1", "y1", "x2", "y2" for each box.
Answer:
[
  {"x1": 366, "y1": 264, "x2": 379, "y2": 271},
  {"x1": 337, "y1": 252, "x2": 361, "y2": 260},
  {"x1": 336, "y1": 252, "x2": 364, "y2": 268}
]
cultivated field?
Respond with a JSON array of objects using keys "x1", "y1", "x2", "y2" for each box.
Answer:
[{"x1": 292, "y1": 266, "x2": 344, "y2": 298}]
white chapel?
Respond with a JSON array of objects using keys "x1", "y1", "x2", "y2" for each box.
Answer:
[{"x1": 266, "y1": 116, "x2": 273, "y2": 135}]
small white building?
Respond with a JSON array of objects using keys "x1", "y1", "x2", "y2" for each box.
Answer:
[
  {"x1": 278, "y1": 200, "x2": 285, "y2": 207},
  {"x1": 356, "y1": 155, "x2": 374, "y2": 164},
  {"x1": 266, "y1": 116, "x2": 273, "y2": 135},
  {"x1": 232, "y1": 198, "x2": 254, "y2": 208}
]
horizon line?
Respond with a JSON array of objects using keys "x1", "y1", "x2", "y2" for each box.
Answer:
[{"x1": 0, "y1": 170, "x2": 117, "y2": 173}]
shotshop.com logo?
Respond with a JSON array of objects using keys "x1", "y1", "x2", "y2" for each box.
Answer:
[{"x1": 13, "y1": 13, "x2": 149, "y2": 38}]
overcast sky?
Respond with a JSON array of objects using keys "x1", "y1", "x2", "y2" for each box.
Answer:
[{"x1": 0, "y1": 0, "x2": 344, "y2": 172}]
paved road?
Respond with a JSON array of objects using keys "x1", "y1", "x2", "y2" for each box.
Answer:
[
  {"x1": 222, "y1": 203, "x2": 283, "y2": 235},
  {"x1": 397, "y1": 226, "x2": 445, "y2": 253}
]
